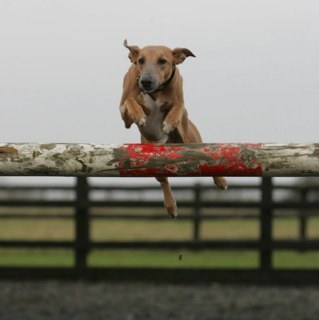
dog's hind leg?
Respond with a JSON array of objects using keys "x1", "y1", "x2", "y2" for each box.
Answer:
[
  {"x1": 178, "y1": 120, "x2": 228, "y2": 190},
  {"x1": 140, "y1": 136, "x2": 178, "y2": 218},
  {"x1": 156, "y1": 177, "x2": 177, "y2": 219},
  {"x1": 213, "y1": 176, "x2": 228, "y2": 190}
]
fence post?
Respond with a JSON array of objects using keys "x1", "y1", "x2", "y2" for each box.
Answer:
[
  {"x1": 192, "y1": 184, "x2": 202, "y2": 243},
  {"x1": 75, "y1": 177, "x2": 90, "y2": 276},
  {"x1": 299, "y1": 187, "x2": 308, "y2": 242},
  {"x1": 259, "y1": 177, "x2": 273, "y2": 272}
]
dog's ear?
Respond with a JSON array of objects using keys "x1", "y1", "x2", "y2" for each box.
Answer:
[
  {"x1": 123, "y1": 39, "x2": 140, "y2": 64},
  {"x1": 172, "y1": 48, "x2": 196, "y2": 65}
]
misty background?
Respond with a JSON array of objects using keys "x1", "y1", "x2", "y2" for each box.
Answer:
[{"x1": 1, "y1": 0, "x2": 318, "y2": 186}]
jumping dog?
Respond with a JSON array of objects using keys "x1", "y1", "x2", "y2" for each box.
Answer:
[{"x1": 120, "y1": 40, "x2": 227, "y2": 218}]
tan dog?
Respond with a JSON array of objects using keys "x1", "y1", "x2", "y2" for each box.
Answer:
[{"x1": 120, "y1": 40, "x2": 227, "y2": 218}]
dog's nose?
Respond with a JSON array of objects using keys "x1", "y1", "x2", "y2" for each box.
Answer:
[{"x1": 140, "y1": 78, "x2": 153, "y2": 92}]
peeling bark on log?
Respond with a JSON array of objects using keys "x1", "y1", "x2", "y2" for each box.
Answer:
[{"x1": 0, "y1": 143, "x2": 318, "y2": 177}]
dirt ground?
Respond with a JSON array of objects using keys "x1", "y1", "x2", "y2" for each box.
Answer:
[{"x1": 1, "y1": 281, "x2": 319, "y2": 320}]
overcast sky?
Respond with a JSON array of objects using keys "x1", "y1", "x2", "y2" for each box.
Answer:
[{"x1": 1, "y1": 0, "x2": 318, "y2": 185}]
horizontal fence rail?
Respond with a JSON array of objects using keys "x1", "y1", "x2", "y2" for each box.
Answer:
[{"x1": 1, "y1": 143, "x2": 319, "y2": 177}]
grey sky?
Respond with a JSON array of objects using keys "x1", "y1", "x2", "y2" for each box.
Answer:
[{"x1": 1, "y1": 0, "x2": 318, "y2": 185}]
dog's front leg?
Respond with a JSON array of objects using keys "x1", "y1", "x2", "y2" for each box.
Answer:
[
  {"x1": 120, "y1": 97, "x2": 146, "y2": 128},
  {"x1": 162, "y1": 104, "x2": 185, "y2": 135}
]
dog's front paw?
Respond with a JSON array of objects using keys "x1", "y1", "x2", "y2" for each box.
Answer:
[
  {"x1": 162, "y1": 117, "x2": 180, "y2": 134},
  {"x1": 162, "y1": 120, "x2": 172, "y2": 134},
  {"x1": 162, "y1": 120, "x2": 175, "y2": 134},
  {"x1": 126, "y1": 107, "x2": 146, "y2": 127},
  {"x1": 138, "y1": 116, "x2": 147, "y2": 127}
]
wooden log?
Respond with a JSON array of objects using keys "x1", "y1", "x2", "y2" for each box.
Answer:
[{"x1": 0, "y1": 143, "x2": 318, "y2": 177}]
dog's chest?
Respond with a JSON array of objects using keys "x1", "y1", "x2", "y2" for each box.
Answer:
[{"x1": 140, "y1": 94, "x2": 168, "y2": 143}]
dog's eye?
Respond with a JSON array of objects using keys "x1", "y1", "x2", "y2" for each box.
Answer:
[
  {"x1": 138, "y1": 58, "x2": 145, "y2": 65},
  {"x1": 158, "y1": 58, "x2": 167, "y2": 65}
]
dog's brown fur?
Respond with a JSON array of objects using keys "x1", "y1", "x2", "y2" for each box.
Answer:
[{"x1": 120, "y1": 40, "x2": 227, "y2": 218}]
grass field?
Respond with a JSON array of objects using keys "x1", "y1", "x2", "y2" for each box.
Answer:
[
  {"x1": 1, "y1": 249, "x2": 319, "y2": 269},
  {"x1": 0, "y1": 214, "x2": 319, "y2": 269},
  {"x1": 1, "y1": 216, "x2": 319, "y2": 241}
]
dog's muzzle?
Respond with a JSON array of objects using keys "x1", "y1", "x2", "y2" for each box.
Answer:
[
  {"x1": 138, "y1": 74, "x2": 159, "y2": 93},
  {"x1": 138, "y1": 67, "x2": 176, "y2": 94}
]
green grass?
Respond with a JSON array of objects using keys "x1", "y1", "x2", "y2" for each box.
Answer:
[
  {"x1": 91, "y1": 219, "x2": 193, "y2": 241},
  {"x1": 0, "y1": 249, "x2": 258, "y2": 268},
  {"x1": 274, "y1": 251, "x2": 319, "y2": 269},
  {"x1": 273, "y1": 216, "x2": 319, "y2": 240},
  {"x1": 0, "y1": 250, "x2": 73, "y2": 267},
  {"x1": 1, "y1": 216, "x2": 318, "y2": 242},
  {"x1": 2, "y1": 249, "x2": 319, "y2": 269},
  {"x1": 1, "y1": 214, "x2": 319, "y2": 269},
  {"x1": 88, "y1": 250, "x2": 259, "y2": 268},
  {"x1": 0, "y1": 219, "x2": 74, "y2": 240}
]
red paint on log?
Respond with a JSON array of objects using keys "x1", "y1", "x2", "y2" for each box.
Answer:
[
  {"x1": 124, "y1": 144, "x2": 184, "y2": 160},
  {"x1": 198, "y1": 162, "x2": 262, "y2": 176},
  {"x1": 200, "y1": 144, "x2": 263, "y2": 176},
  {"x1": 210, "y1": 144, "x2": 263, "y2": 176},
  {"x1": 118, "y1": 143, "x2": 263, "y2": 177},
  {"x1": 119, "y1": 144, "x2": 185, "y2": 177}
]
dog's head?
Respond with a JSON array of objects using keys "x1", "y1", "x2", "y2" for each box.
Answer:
[{"x1": 124, "y1": 39, "x2": 195, "y2": 93}]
